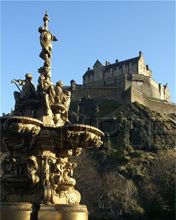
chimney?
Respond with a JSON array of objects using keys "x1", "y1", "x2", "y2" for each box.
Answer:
[
  {"x1": 139, "y1": 51, "x2": 143, "y2": 57},
  {"x1": 87, "y1": 67, "x2": 91, "y2": 71},
  {"x1": 105, "y1": 61, "x2": 110, "y2": 66},
  {"x1": 115, "y1": 59, "x2": 118, "y2": 64}
]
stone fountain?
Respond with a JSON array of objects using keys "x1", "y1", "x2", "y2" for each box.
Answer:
[{"x1": 0, "y1": 12, "x2": 104, "y2": 220}]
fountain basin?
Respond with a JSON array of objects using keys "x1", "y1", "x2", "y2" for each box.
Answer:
[
  {"x1": 38, "y1": 123, "x2": 104, "y2": 151},
  {"x1": 0, "y1": 116, "x2": 104, "y2": 152}
]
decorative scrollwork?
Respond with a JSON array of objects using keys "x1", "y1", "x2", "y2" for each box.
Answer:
[
  {"x1": 51, "y1": 159, "x2": 77, "y2": 187},
  {"x1": 67, "y1": 130, "x2": 103, "y2": 148}
]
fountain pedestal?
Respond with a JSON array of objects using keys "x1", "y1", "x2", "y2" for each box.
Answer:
[
  {"x1": 38, "y1": 204, "x2": 88, "y2": 220},
  {"x1": 0, "y1": 203, "x2": 33, "y2": 220}
]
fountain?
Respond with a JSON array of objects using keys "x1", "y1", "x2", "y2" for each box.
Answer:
[{"x1": 0, "y1": 12, "x2": 104, "y2": 220}]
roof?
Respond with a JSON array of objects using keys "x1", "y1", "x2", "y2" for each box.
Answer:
[
  {"x1": 93, "y1": 59, "x2": 103, "y2": 68},
  {"x1": 83, "y1": 56, "x2": 140, "y2": 78},
  {"x1": 105, "y1": 56, "x2": 139, "y2": 71}
]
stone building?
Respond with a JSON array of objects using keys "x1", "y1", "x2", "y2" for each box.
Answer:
[
  {"x1": 70, "y1": 52, "x2": 175, "y2": 114},
  {"x1": 83, "y1": 51, "x2": 170, "y2": 101}
]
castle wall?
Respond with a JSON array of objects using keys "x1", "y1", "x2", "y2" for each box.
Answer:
[
  {"x1": 125, "y1": 74, "x2": 170, "y2": 102},
  {"x1": 129, "y1": 63, "x2": 138, "y2": 75},
  {"x1": 130, "y1": 74, "x2": 153, "y2": 97},
  {"x1": 150, "y1": 79, "x2": 170, "y2": 101},
  {"x1": 71, "y1": 86, "x2": 124, "y2": 102},
  {"x1": 94, "y1": 68, "x2": 103, "y2": 82},
  {"x1": 138, "y1": 52, "x2": 152, "y2": 77},
  {"x1": 85, "y1": 79, "x2": 104, "y2": 87},
  {"x1": 109, "y1": 74, "x2": 126, "y2": 89},
  {"x1": 131, "y1": 87, "x2": 176, "y2": 114},
  {"x1": 71, "y1": 85, "x2": 175, "y2": 114}
]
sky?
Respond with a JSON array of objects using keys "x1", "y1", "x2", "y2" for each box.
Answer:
[{"x1": 1, "y1": 1, "x2": 175, "y2": 114}]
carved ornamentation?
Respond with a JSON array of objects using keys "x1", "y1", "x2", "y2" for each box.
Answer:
[
  {"x1": 67, "y1": 130, "x2": 103, "y2": 148},
  {"x1": 8, "y1": 122, "x2": 41, "y2": 135},
  {"x1": 1, "y1": 155, "x2": 40, "y2": 186},
  {"x1": 51, "y1": 159, "x2": 77, "y2": 187},
  {"x1": 52, "y1": 187, "x2": 81, "y2": 205},
  {"x1": 0, "y1": 117, "x2": 42, "y2": 152},
  {"x1": 2, "y1": 116, "x2": 42, "y2": 136}
]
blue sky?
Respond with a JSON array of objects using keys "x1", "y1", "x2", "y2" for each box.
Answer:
[{"x1": 1, "y1": 1, "x2": 175, "y2": 114}]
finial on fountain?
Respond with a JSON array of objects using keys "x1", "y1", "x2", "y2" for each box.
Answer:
[
  {"x1": 43, "y1": 11, "x2": 49, "y2": 30},
  {"x1": 38, "y1": 11, "x2": 58, "y2": 78}
]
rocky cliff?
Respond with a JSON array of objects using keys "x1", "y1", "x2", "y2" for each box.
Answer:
[
  {"x1": 69, "y1": 99, "x2": 176, "y2": 151},
  {"x1": 69, "y1": 99, "x2": 176, "y2": 220}
]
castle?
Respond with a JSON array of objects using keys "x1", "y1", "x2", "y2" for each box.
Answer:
[{"x1": 71, "y1": 52, "x2": 175, "y2": 114}]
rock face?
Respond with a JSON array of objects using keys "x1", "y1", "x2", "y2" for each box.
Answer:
[
  {"x1": 114, "y1": 102, "x2": 176, "y2": 150},
  {"x1": 69, "y1": 99, "x2": 176, "y2": 220},
  {"x1": 69, "y1": 99, "x2": 176, "y2": 151}
]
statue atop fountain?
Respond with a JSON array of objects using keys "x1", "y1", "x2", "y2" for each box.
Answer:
[{"x1": 11, "y1": 12, "x2": 72, "y2": 127}]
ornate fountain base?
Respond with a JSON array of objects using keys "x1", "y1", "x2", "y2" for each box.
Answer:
[
  {"x1": 38, "y1": 204, "x2": 88, "y2": 220},
  {"x1": 37, "y1": 204, "x2": 59, "y2": 220},
  {"x1": 0, "y1": 202, "x2": 33, "y2": 220},
  {"x1": 0, "y1": 203, "x2": 88, "y2": 220},
  {"x1": 56, "y1": 204, "x2": 88, "y2": 220},
  {"x1": 0, "y1": 116, "x2": 103, "y2": 220}
]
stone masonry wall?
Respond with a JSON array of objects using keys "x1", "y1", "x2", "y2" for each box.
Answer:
[
  {"x1": 131, "y1": 87, "x2": 176, "y2": 114},
  {"x1": 71, "y1": 84, "x2": 175, "y2": 114},
  {"x1": 71, "y1": 86, "x2": 124, "y2": 102}
]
